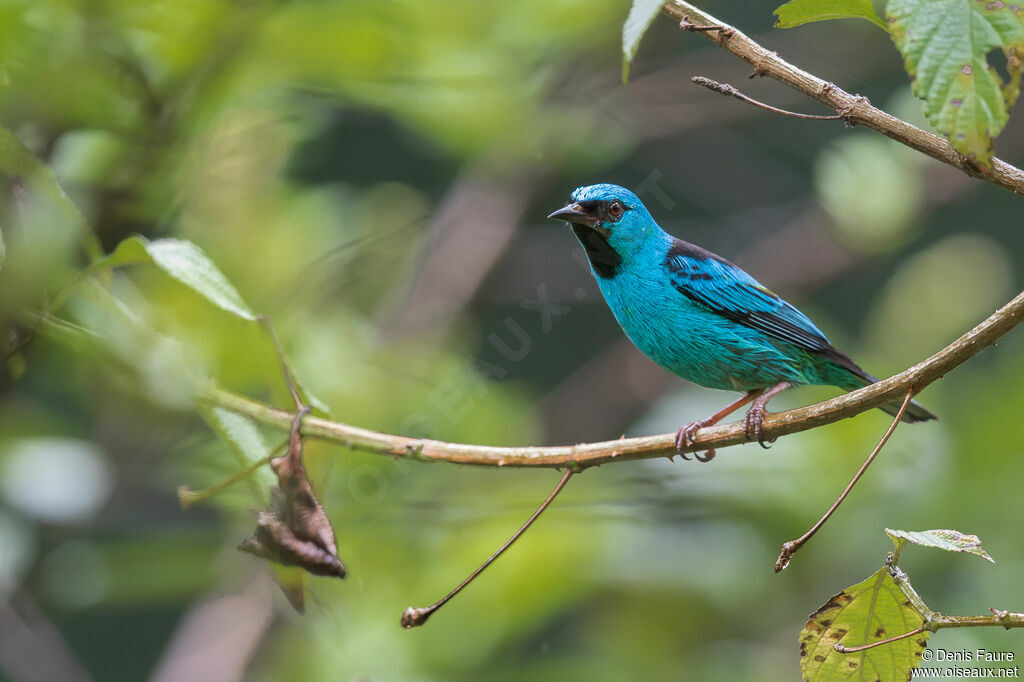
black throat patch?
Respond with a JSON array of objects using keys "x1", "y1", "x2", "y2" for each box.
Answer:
[{"x1": 572, "y1": 224, "x2": 621, "y2": 278}]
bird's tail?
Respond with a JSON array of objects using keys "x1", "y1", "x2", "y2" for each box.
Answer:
[{"x1": 835, "y1": 364, "x2": 937, "y2": 424}]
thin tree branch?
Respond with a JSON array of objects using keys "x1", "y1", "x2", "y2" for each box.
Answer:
[
  {"x1": 834, "y1": 606, "x2": 1024, "y2": 653},
  {"x1": 665, "y1": 2, "x2": 1024, "y2": 197},
  {"x1": 933, "y1": 610, "x2": 1024, "y2": 630},
  {"x1": 199, "y1": 289, "x2": 1024, "y2": 469},
  {"x1": 257, "y1": 315, "x2": 304, "y2": 412},
  {"x1": 775, "y1": 390, "x2": 913, "y2": 572},
  {"x1": 401, "y1": 469, "x2": 574, "y2": 628}
]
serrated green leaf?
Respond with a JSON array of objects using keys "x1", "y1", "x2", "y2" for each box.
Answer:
[
  {"x1": 800, "y1": 566, "x2": 929, "y2": 681},
  {"x1": 622, "y1": 0, "x2": 664, "y2": 84},
  {"x1": 775, "y1": 0, "x2": 886, "y2": 30},
  {"x1": 887, "y1": 0, "x2": 1024, "y2": 167},
  {"x1": 886, "y1": 528, "x2": 995, "y2": 563}
]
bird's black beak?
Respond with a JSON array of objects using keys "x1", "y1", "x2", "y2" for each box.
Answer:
[{"x1": 547, "y1": 203, "x2": 595, "y2": 227}]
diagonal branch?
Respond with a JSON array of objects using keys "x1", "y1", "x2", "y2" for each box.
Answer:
[
  {"x1": 664, "y1": 1, "x2": 1024, "y2": 197},
  {"x1": 200, "y1": 288, "x2": 1024, "y2": 470}
]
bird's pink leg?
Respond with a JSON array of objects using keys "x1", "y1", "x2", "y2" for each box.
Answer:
[
  {"x1": 676, "y1": 389, "x2": 763, "y2": 463},
  {"x1": 744, "y1": 381, "x2": 792, "y2": 447}
]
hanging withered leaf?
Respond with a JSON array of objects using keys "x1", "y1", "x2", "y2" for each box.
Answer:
[{"x1": 238, "y1": 410, "x2": 346, "y2": 581}]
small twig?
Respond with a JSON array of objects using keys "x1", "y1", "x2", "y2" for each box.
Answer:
[
  {"x1": 679, "y1": 15, "x2": 733, "y2": 35},
  {"x1": 2, "y1": 269, "x2": 93, "y2": 364},
  {"x1": 178, "y1": 456, "x2": 271, "y2": 509},
  {"x1": 401, "y1": 469, "x2": 574, "y2": 628},
  {"x1": 692, "y1": 76, "x2": 843, "y2": 121},
  {"x1": 990, "y1": 607, "x2": 1011, "y2": 624},
  {"x1": 177, "y1": 440, "x2": 288, "y2": 509},
  {"x1": 933, "y1": 610, "x2": 1024, "y2": 630},
  {"x1": 834, "y1": 611, "x2": 1024, "y2": 654},
  {"x1": 256, "y1": 315, "x2": 304, "y2": 412},
  {"x1": 833, "y1": 624, "x2": 928, "y2": 653},
  {"x1": 775, "y1": 390, "x2": 913, "y2": 572},
  {"x1": 284, "y1": 404, "x2": 311, "y2": 468}
]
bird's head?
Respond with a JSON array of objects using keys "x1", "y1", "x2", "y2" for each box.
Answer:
[{"x1": 547, "y1": 184, "x2": 662, "y2": 275}]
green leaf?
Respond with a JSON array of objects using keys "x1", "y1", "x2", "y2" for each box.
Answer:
[
  {"x1": 886, "y1": 528, "x2": 995, "y2": 563},
  {"x1": 886, "y1": 0, "x2": 1024, "y2": 167},
  {"x1": 775, "y1": 0, "x2": 886, "y2": 30},
  {"x1": 86, "y1": 236, "x2": 152, "y2": 275},
  {"x1": 146, "y1": 239, "x2": 256, "y2": 320},
  {"x1": 208, "y1": 406, "x2": 271, "y2": 465},
  {"x1": 0, "y1": 125, "x2": 102, "y2": 260},
  {"x1": 96, "y1": 236, "x2": 256, "y2": 320},
  {"x1": 622, "y1": 0, "x2": 664, "y2": 83},
  {"x1": 203, "y1": 405, "x2": 276, "y2": 491},
  {"x1": 800, "y1": 566, "x2": 929, "y2": 681},
  {"x1": 293, "y1": 375, "x2": 332, "y2": 416}
]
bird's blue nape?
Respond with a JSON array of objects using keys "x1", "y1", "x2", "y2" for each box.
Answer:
[{"x1": 569, "y1": 183, "x2": 642, "y2": 206}]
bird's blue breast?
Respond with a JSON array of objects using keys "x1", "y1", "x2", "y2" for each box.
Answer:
[{"x1": 591, "y1": 238, "x2": 815, "y2": 391}]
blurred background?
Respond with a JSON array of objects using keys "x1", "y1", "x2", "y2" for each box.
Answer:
[{"x1": 1, "y1": 1, "x2": 1023, "y2": 680}]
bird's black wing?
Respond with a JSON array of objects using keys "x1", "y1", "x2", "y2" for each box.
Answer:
[{"x1": 664, "y1": 239, "x2": 837, "y2": 355}]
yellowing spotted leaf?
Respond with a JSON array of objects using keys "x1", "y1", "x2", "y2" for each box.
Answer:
[{"x1": 800, "y1": 566, "x2": 929, "y2": 681}]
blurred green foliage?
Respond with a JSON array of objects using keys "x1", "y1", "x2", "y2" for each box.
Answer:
[{"x1": 1, "y1": 1, "x2": 1024, "y2": 681}]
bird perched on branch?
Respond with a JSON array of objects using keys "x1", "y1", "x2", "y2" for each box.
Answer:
[{"x1": 548, "y1": 183, "x2": 935, "y2": 462}]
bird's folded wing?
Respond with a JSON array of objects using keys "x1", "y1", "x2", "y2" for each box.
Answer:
[{"x1": 664, "y1": 240, "x2": 832, "y2": 353}]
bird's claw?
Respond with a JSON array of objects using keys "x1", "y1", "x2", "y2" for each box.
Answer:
[
  {"x1": 694, "y1": 449, "x2": 716, "y2": 462},
  {"x1": 675, "y1": 422, "x2": 715, "y2": 463},
  {"x1": 674, "y1": 425, "x2": 693, "y2": 460},
  {"x1": 744, "y1": 404, "x2": 776, "y2": 450},
  {"x1": 744, "y1": 404, "x2": 765, "y2": 442}
]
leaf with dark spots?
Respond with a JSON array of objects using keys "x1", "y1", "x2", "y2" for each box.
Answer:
[
  {"x1": 799, "y1": 566, "x2": 928, "y2": 681},
  {"x1": 886, "y1": 0, "x2": 1024, "y2": 166}
]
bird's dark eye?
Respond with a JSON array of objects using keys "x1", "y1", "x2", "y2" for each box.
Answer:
[{"x1": 608, "y1": 200, "x2": 624, "y2": 221}]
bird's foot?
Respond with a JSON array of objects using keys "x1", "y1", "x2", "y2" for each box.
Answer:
[
  {"x1": 743, "y1": 404, "x2": 777, "y2": 449},
  {"x1": 743, "y1": 381, "x2": 790, "y2": 450},
  {"x1": 675, "y1": 422, "x2": 716, "y2": 463}
]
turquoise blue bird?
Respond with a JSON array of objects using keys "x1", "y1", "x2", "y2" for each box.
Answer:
[{"x1": 548, "y1": 183, "x2": 935, "y2": 462}]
